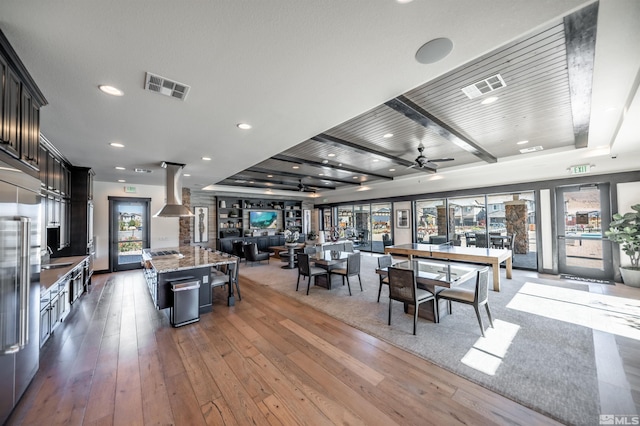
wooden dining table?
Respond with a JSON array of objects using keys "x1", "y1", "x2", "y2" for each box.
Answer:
[
  {"x1": 311, "y1": 250, "x2": 353, "y2": 289},
  {"x1": 376, "y1": 259, "x2": 477, "y2": 322}
]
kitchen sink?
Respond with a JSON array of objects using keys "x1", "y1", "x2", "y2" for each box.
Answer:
[{"x1": 41, "y1": 262, "x2": 73, "y2": 270}]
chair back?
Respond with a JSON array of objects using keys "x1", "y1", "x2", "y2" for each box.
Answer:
[
  {"x1": 475, "y1": 233, "x2": 487, "y2": 248},
  {"x1": 297, "y1": 253, "x2": 311, "y2": 276},
  {"x1": 387, "y1": 267, "x2": 416, "y2": 304},
  {"x1": 377, "y1": 255, "x2": 392, "y2": 270},
  {"x1": 429, "y1": 235, "x2": 447, "y2": 245},
  {"x1": 344, "y1": 241, "x2": 355, "y2": 253},
  {"x1": 475, "y1": 267, "x2": 490, "y2": 304},
  {"x1": 346, "y1": 252, "x2": 361, "y2": 275},
  {"x1": 232, "y1": 241, "x2": 245, "y2": 258}
]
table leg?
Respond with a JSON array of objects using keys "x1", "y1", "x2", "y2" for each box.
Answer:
[
  {"x1": 492, "y1": 261, "x2": 501, "y2": 292},
  {"x1": 506, "y1": 255, "x2": 513, "y2": 279},
  {"x1": 227, "y1": 261, "x2": 236, "y2": 306}
]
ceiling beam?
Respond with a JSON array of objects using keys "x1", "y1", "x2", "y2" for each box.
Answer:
[
  {"x1": 224, "y1": 175, "x2": 337, "y2": 190},
  {"x1": 312, "y1": 134, "x2": 417, "y2": 168},
  {"x1": 271, "y1": 154, "x2": 393, "y2": 180},
  {"x1": 564, "y1": 1, "x2": 598, "y2": 149},
  {"x1": 246, "y1": 167, "x2": 362, "y2": 186},
  {"x1": 385, "y1": 95, "x2": 498, "y2": 164}
]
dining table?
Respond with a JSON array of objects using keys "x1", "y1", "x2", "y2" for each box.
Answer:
[
  {"x1": 311, "y1": 249, "x2": 353, "y2": 289},
  {"x1": 376, "y1": 259, "x2": 477, "y2": 322}
]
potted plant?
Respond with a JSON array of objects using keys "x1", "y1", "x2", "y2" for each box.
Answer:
[
  {"x1": 605, "y1": 204, "x2": 640, "y2": 287},
  {"x1": 306, "y1": 231, "x2": 318, "y2": 243},
  {"x1": 284, "y1": 229, "x2": 300, "y2": 246}
]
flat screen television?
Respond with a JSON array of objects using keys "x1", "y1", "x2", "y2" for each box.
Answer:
[{"x1": 249, "y1": 210, "x2": 278, "y2": 229}]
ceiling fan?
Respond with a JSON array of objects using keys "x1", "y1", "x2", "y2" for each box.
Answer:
[
  {"x1": 410, "y1": 142, "x2": 454, "y2": 171},
  {"x1": 297, "y1": 179, "x2": 316, "y2": 193}
]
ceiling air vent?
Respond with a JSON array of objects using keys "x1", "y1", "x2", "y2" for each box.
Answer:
[
  {"x1": 461, "y1": 74, "x2": 506, "y2": 99},
  {"x1": 144, "y1": 72, "x2": 190, "y2": 101}
]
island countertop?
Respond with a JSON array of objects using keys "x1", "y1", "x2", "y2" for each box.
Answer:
[{"x1": 142, "y1": 246, "x2": 238, "y2": 273}]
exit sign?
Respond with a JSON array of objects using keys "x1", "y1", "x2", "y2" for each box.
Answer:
[
  {"x1": 124, "y1": 186, "x2": 137, "y2": 193},
  {"x1": 569, "y1": 164, "x2": 591, "y2": 175}
]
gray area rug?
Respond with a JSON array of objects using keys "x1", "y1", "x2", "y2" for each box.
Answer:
[{"x1": 239, "y1": 255, "x2": 600, "y2": 426}]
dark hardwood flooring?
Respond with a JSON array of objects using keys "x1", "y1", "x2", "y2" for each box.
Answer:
[{"x1": 7, "y1": 270, "x2": 574, "y2": 425}]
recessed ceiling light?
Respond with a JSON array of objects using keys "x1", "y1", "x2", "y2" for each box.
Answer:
[
  {"x1": 383, "y1": 133, "x2": 393, "y2": 138},
  {"x1": 183, "y1": 174, "x2": 191, "y2": 177},
  {"x1": 318, "y1": 173, "x2": 324, "y2": 176},
  {"x1": 328, "y1": 153, "x2": 336, "y2": 157},
  {"x1": 202, "y1": 157, "x2": 211, "y2": 161},
  {"x1": 516, "y1": 140, "x2": 529, "y2": 145},
  {"x1": 118, "y1": 179, "x2": 126, "y2": 183},
  {"x1": 237, "y1": 123, "x2": 252, "y2": 130},
  {"x1": 372, "y1": 159, "x2": 379, "y2": 162},
  {"x1": 115, "y1": 166, "x2": 125, "y2": 170},
  {"x1": 292, "y1": 166, "x2": 299, "y2": 169},
  {"x1": 322, "y1": 159, "x2": 329, "y2": 164},
  {"x1": 134, "y1": 168, "x2": 152, "y2": 173},
  {"x1": 353, "y1": 176, "x2": 359, "y2": 179},
  {"x1": 99, "y1": 85, "x2": 124, "y2": 96},
  {"x1": 396, "y1": 0, "x2": 414, "y2": 3},
  {"x1": 389, "y1": 168, "x2": 396, "y2": 172},
  {"x1": 481, "y1": 96, "x2": 498, "y2": 105},
  {"x1": 415, "y1": 37, "x2": 453, "y2": 64},
  {"x1": 267, "y1": 174, "x2": 273, "y2": 178},
  {"x1": 109, "y1": 142, "x2": 125, "y2": 148},
  {"x1": 249, "y1": 181, "x2": 254, "y2": 184}
]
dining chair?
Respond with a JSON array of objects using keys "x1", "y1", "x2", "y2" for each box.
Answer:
[
  {"x1": 232, "y1": 240, "x2": 246, "y2": 262},
  {"x1": 436, "y1": 267, "x2": 493, "y2": 337},
  {"x1": 244, "y1": 242, "x2": 270, "y2": 265},
  {"x1": 464, "y1": 232, "x2": 476, "y2": 247},
  {"x1": 296, "y1": 253, "x2": 329, "y2": 295},
  {"x1": 303, "y1": 245, "x2": 318, "y2": 254},
  {"x1": 387, "y1": 266, "x2": 435, "y2": 335},
  {"x1": 330, "y1": 252, "x2": 362, "y2": 296},
  {"x1": 377, "y1": 255, "x2": 393, "y2": 303},
  {"x1": 211, "y1": 260, "x2": 241, "y2": 301},
  {"x1": 475, "y1": 233, "x2": 488, "y2": 248}
]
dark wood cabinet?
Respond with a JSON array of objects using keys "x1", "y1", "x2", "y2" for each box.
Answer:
[
  {"x1": 19, "y1": 87, "x2": 40, "y2": 169},
  {"x1": 2, "y1": 67, "x2": 20, "y2": 157},
  {"x1": 67, "y1": 167, "x2": 94, "y2": 256}
]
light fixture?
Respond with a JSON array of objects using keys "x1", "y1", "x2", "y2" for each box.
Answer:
[
  {"x1": 267, "y1": 174, "x2": 273, "y2": 178},
  {"x1": 415, "y1": 37, "x2": 453, "y2": 64},
  {"x1": 237, "y1": 123, "x2": 252, "y2": 130},
  {"x1": 516, "y1": 140, "x2": 529, "y2": 145},
  {"x1": 372, "y1": 159, "x2": 379, "y2": 162},
  {"x1": 383, "y1": 133, "x2": 393, "y2": 138},
  {"x1": 115, "y1": 166, "x2": 125, "y2": 170},
  {"x1": 396, "y1": 0, "x2": 414, "y2": 3},
  {"x1": 328, "y1": 153, "x2": 336, "y2": 157},
  {"x1": 202, "y1": 157, "x2": 211, "y2": 161},
  {"x1": 99, "y1": 85, "x2": 124, "y2": 96},
  {"x1": 318, "y1": 173, "x2": 324, "y2": 176},
  {"x1": 109, "y1": 142, "x2": 125, "y2": 148},
  {"x1": 292, "y1": 166, "x2": 299, "y2": 169},
  {"x1": 118, "y1": 179, "x2": 126, "y2": 183},
  {"x1": 183, "y1": 174, "x2": 191, "y2": 177},
  {"x1": 389, "y1": 168, "x2": 396, "y2": 172},
  {"x1": 481, "y1": 96, "x2": 498, "y2": 105}
]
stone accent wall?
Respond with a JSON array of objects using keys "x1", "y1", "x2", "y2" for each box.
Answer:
[
  {"x1": 505, "y1": 201, "x2": 528, "y2": 254},
  {"x1": 179, "y1": 188, "x2": 191, "y2": 245}
]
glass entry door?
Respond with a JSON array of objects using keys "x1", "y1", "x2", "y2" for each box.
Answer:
[
  {"x1": 556, "y1": 184, "x2": 613, "y2": 280},
  {"x1": 109, "y1": 197, "x2": 151, "y2": 272}
]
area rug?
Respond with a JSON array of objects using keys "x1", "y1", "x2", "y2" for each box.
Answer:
[{"x1": 239, "y1": 255, "x2": 600, "y2": 426}]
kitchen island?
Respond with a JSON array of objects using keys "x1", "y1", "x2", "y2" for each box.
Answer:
[{"x1": 142, "y1": 246, "x2": 239, "y2": 313}]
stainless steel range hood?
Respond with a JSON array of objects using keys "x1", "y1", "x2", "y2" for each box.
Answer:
[{"x1": 154, "y1": 162, "x2": 194, "y2": 217}]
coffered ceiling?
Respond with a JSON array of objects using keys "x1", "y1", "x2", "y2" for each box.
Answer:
[{"x1": 0, "y1": 0, "x2": 638, "y2": 202}]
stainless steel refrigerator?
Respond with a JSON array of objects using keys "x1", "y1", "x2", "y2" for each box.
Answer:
[{"x1": 0, "y1": 158, "x2": 41, "y2": 424}]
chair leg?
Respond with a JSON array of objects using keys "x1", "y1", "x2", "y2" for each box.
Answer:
[
  {"x1": 413, "y1": 304, "x2": 418, "y2": 335},
  {"x1": 307, "y1": 276, "x2": 312, "y2": 295},
  {"x1": 358, "y1": 274, "x2": 362, "y2": 291},
  {"x1": 474, "y1": 305, "x2": 485, "y2": 337},
  {"x1": 388, "y1": 300, "x2": 392, "y2": 325},
  {"x1": 346, "y1": 276, "x2": 352, "y2": 296},
  {"x1": 234, "y1": 280, "x2": 242, "y2": 301},
  {"x1": 432, "y1": 299, "x2": 439, "y2": 323},
  {"x1": 296, "y1": 273, "x2": 301, "y2": 292},
  {"x1": 377, "y1": 282, "x2": 383, "y2": 303},
  {"x1": 485, "y1": 303, "x2": 494, "y2": 328}
]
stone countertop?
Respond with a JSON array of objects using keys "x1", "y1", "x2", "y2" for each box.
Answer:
[
  {"x1": 142, "y1": 246, "x2": 238, "y2": 274},
  {"x1": 40, "y1": 256, "x2": 89, "y2": 292}
]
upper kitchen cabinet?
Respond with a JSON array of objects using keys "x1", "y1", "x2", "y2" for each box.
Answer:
[{"x1": 0, "y1": 29, "x2": 47, "y2": 175}]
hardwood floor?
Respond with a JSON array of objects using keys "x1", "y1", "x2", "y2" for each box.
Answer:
[{"x1": 7, "y1": 270, "x2": 575, "y2": 425}]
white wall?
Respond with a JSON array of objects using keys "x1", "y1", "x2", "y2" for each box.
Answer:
[
  {"x1": 393, "y1": 201, "x2": 412, "y2": 245},
  {"x1": 93, "y1": 181, "x2": 178, "y2": 271}
]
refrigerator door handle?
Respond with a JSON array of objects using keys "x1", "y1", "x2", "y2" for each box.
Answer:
[{"x1": 19, "y1": 217, "x2": 31, "y2": 349}]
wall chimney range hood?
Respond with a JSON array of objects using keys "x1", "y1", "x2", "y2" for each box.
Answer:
[{"x1": 154, "y1": 162, "x2": 194, "y2": 217}]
